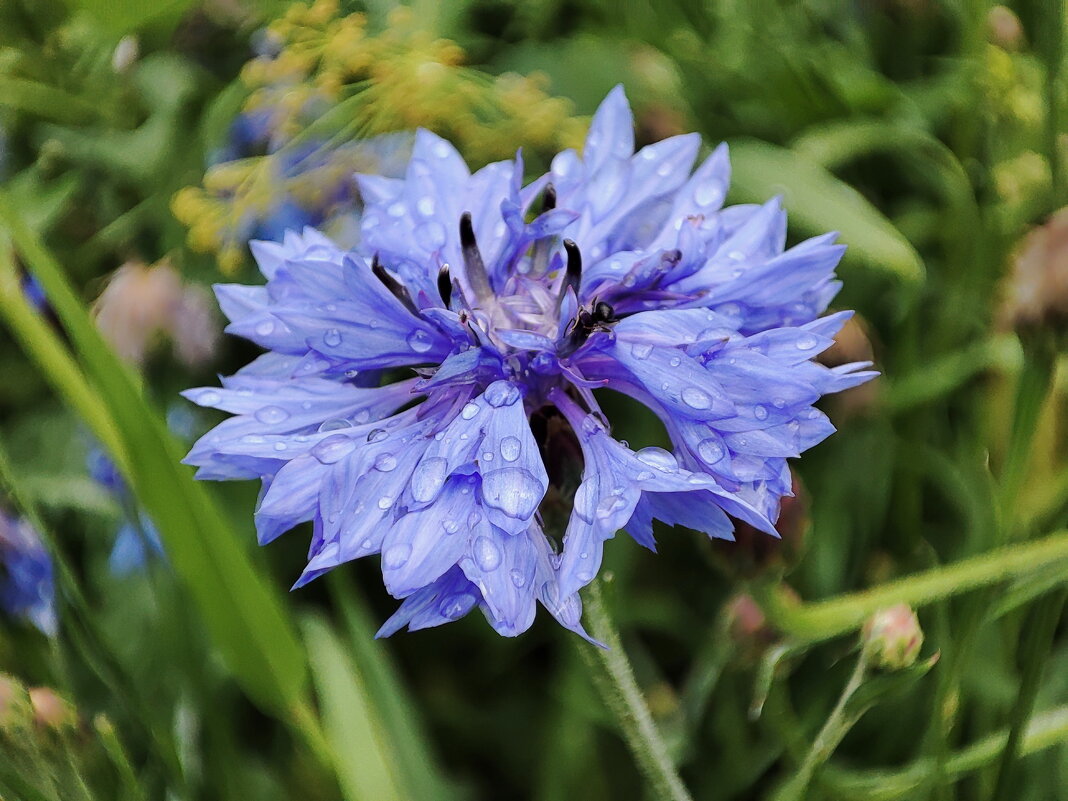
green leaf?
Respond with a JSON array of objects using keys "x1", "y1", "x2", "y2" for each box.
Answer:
[
  {"x1": 61, "y1": 0, "x2": 195, "y2": 35},
  {"x1": 0, "y1": 191, "x2": 308, "y2": 718},
  {"x1": 727, "y1": 138, "x2": 925, "y2": 284},
  {"x1": 301, "y1": 614, "x2": 406, "y2": 801}
]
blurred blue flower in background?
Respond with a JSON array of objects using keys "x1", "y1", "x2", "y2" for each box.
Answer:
[
  {"x1": 86, "y1": 447, "x2": 164, "y2": 575},
  {"x1": 0, "y1": 510, "x2": 57, "y2": 636},
  {"x1": 183, "y1": 86, "x2": 875, "y2": 639}
]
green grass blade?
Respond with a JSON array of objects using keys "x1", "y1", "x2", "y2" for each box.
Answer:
[
  {"x1": 301, "y1": 614, "x2": 406, "y2": 801},
  {"x1": 728, "y1": 138, "x2": 925, "y2": 284},
  {"x1": 0, "y1": 190, "x2": 308, "y2": 718}
]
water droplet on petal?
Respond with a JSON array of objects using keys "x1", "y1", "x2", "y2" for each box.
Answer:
[
  {"x1": 635, "y1": 470, "x2": 654, "y2": 481},
  {"x1": 311, "y1": 434, "x2": 355, "y2": 464},
  {"x1": 377, "y1": 495, "x2": 394, "y2": 510},
  {"x1": 439, "y1": 593, "x2": 475, "y2": 620},
  {"x1": 242, "y1": 434, "x2": 265, "y2": 444},
  {"x1": 697, "y1": 438, "x2": 725, "y2": 464},
  {"x1": 461, "y1": 402, "x2": 480, "y2": 420},
  {"x1": 407, "y1": 329, "x2": 434, "y2": 353},
  {"x1": 481, "y1": 467, "x2": 544, "y2": 519},
  {"x1": 636, "y1": 447, "x2": 678, "y2": 473},
  {"x1": 323, "y1": 328, "x2": 342, "y2": 347},
  {"x1": 319, "y1": 418, "x2": 351, "y2": 433},
  {"x1": 255, "y1": 320, "x2": 275, "y2": 337},
  {"x1": 754, "y1": 405, "x2": 768, "y2": 420},
  {"x1": 374, "y1": 453, "x2": 397, "y2": 472},
  {"x1": 197, "y1": 390, "x2": 221, "y2": 405},
  {"x1": 382, "y1": 543, "x2": 411, "y2": 569},
  {"x1": 353, "y1": 409, "x2": 371, "y2": 423},
  {"x1": 500, "y1": 436, "x2": 521, "y2": 462},
  {"x1": 256, "y1": 405, "x2": 290, "y2": 424},
  {"x1": 484, "y1": 380, "x2": 520, "y2": 407},
  {"x1": 442, "y1": 519, "x2": 459, "y2": 534},
  {"x1": 669, "y1": 356, "x2": 682, "y2": 367},
  {"x1": 694, "y1": 182, "x2": 720, "y2": 207},
  {"x1": 416, "y1": 196, "x2": 435, "y2": 217},
  {"x1": 596, "y1": 493, "x2": 628, "y2": 519},
  {"x1": 681, "y1": 386, "x2": 712, "y2": 410},
  {"x1": 630, "y1": 342, "x2": 653, "y2": 360},
  {"x1": 773, "y1": 398, "x2": 786, "y2": 409},
  {"x1": 796, "y1": 335, "x2": 818, "y2": 350},
  {"x1": 473, "y1": 536, "x2": 502, "y2": 571},
  {"x1": 273, "y1": 442, "x2": 287, "y2": 451},
  {"x1": 411, "y1": 457, "x2": 447, "y2": 503},
  {"x1": 509, "y1": 568, "x2": 527, "y2": 588}
]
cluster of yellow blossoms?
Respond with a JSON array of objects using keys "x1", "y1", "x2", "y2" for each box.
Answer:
[{"x1": 173, "y1": 0, "x2": 586, "y2": 273}]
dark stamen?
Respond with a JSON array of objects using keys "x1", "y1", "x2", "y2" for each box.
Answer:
[
  {"x1": 459, "y1": 212, "x2": 493, "y2": 304},
  {"x1": 371, "y1": 254, "x2": 418, "y2": 315},
  {"x1": 542, "y1": 183, "x2": 557, "y2": 212},
  {"x1": 437, "y1": 264, "x2": 452, "y2": 307},
  {"x1": 593, "y1": 301, "x2": 614, "y2": 323},
  {"x1": 561, "y1": 239, "x2": 582, "y2": 300}
]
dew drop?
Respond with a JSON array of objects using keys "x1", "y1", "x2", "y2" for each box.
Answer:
[
  {"x1": 197, "y1": 390, "x2": 221, "y2": 405},
  {"x1": 481, "y1": 451, "x2": 495, "y2": 462},
  {"x1": 439, "y1": 593, "x2": 475, "y2": 620},
  {"x1": 323, "y1": 328, "x2": 342, "y2": 347},
  {"x1": 669, "y1": 355, "x2": 682, "y2": 367},
  {"x1": 754, "y1": 405, "x2": 769, "y2": 420},
  {"x1": 484, "y1": 380, "x2": 520, "y2": 407},
  {"x1": 407, "y1": 329, "x2": 434, "y2": 353},
  {"x1": 374, "y1": 453, "x2": 397, "y2": 472},
  {"x1": 681, "y1": 386, "x2": 712, "y2": 410},
  {"x1": 273, "y1": 442, "x2": 287, "y2": 451},
  {"x1": 360, "y1": 539, "x2": 374, "y2": 550},
  {"x1": 311, "y1": 434, "x2": 355, "y2": 464},
  {"x1": 481, "y1": 467, "x2": 544, "y2": 519},
  {"x1": 635, "y1": 447, "x2": 678, "y2": 473},
  {"x1": 382, "y1": 543, "x2": 411, "y2": 569},
  {"x1": 319, "y1": 418, "x2": 351, "y2": 433},
  {"x1": 500, "y1": 436, "x2": 521, "y2": 462},
  {"x1": 697, "y1": 438, "x2": 725, "y2": 464},
  {"x1": 796, "y1": 335, "x2": 818, "y2": 351},
  {"x1": 473, "y1": 536, "x2": 502, "y2": 572},
  {"x1": 416, "y1": 196, "x2": 436, "y2": 217},
  {"x1": 377, "y1": 496, "x2": 394, "y2": 510},
  {"x1": 353, "y1": 409, "x2": 371, "y2": 424},
  {"x1": 411, "y1": 457, "x2": 447, "y2": 503},
  {"x1": 254, "y1": 320, "x2": 275, "y2": 337},
  {"x1": 241, "y1": 434, "x2": 265, "y2": 444},
  {"x1": 694, "y1": 182, "x2": 720, "y2": 207},
  {"x1": 367, "y1": 428, "x2": 388, "y2": 443},
  {"x1": 256, "y1": 405, "x2": 290, "y2": 424},
  {"x1": 509, "y1": 568, "x2": 527, "y2": 588},
  {"x1": 596, "y1": 493, "x2": 627, "y2": 519},
  {"x1": 442, "y1": 519, "x2": 459, "y2": 534},
  {"x1": 773, "y1": 398, "x2": 786, "y2": 409},
  {"x1": 630, "y1": 342, "x2": 653, "y2": 360},
  {"x1": 388, "y1": 202, "x2": 405, "y2": 218},
  {"x1": 461, "y1": 402, "x2": 480, "y2": 420}
]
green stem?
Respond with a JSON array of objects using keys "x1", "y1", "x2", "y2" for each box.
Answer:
[
  {"x1": 773, "y1": 649, "x2": 870, "y2": 801},
  {"x1": 997, "y1": 336, "x2": 1055, "y2": 533},
  {"x1": 990, "y1": 588, "x2": 1067, "y2": 801},
  {"x1": 824, "y1": 704, "x2": 1068, "y2": 800},
  {"x1": 760, "y1": 530, "x2": 1068, "y2": 642},
  {"x1": 579, "y1": 580, "x2": 694, "y2": 801}
]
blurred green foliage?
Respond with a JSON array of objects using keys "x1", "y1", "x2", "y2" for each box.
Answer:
[{"x1": 2, "y1": 0, "x2": 1068, "y2": 799}]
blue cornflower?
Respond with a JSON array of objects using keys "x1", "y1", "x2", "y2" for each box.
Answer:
[
  {"x1": 87, "y1": 446, "x2": 164, "y2": 575},
  {"x1": 0, "y1": 510, "x2": 57, "y2": 636},
  {"x1": 184, "y1": 87, "x2": 875, "y2": 639}
]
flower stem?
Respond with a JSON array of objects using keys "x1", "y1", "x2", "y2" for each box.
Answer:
[
  {"x1": 991, "y1": 587, "x2": 1067, "y2": 801},
  {"x1": 579, "y1": 579, "x2": 694, "y2": 801},
  {"x1": 772, "y1": 649, "x2": 871, "y2": 801},
  {"x1": 758, "y1": 529, "x2": 1068, "y2": 643}
]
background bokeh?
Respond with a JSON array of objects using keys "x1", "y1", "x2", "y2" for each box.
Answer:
[{"x1": 1, "y1": 0, "x2": 1067, "y2": 799}]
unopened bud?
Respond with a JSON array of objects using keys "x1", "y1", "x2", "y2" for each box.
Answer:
[
  {"x1": 1001, "y1": 209, "x2": 1068, "y2": 335},
  {"x1": 28, "y1": 687, "x2": 77, "y2": 731},
  {"x1": 988, "y1": 6, "x2": 1024, "y2": 51},
  {"x1": 862, "y1": 604, "x2": 923, "y2": 670}
]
